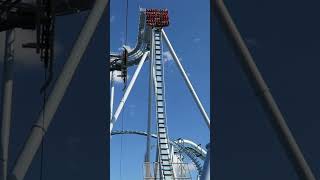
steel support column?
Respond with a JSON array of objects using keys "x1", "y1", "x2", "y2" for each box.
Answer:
[
  {"x1": 1, "y1": 29, "x2": 15, "y2": 180},
  {"x1": 145, "y1": 29, "x2": 154, "y2": 177},
  {"x1": 110, "y1": 71, "x2": 115, "y2": 120},
  {"x1": 200, "y1": 145, "x2": 210, "y2": 180}
]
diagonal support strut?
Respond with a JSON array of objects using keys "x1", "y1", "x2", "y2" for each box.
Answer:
[
  {"x1": 215, "y1": 0, "x2": 316, "y2": 179},
  {"x1": 162, "y1": 29, "x2": 210, "y2": 129},
  {"x1": 9, "y1": 0, "x2": 109, "y2": 179},
  {"x1": 110, "y1": 51, "x2": 149, "y2": 133}
]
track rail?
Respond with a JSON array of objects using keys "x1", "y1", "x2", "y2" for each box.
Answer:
[
  {"x1": 152, "y1": 29, "x2": 175, "y2": 179},
  {"x1": 111, "y1": 130, "x2": 206, "y2": 174},
  {"x1": 110, "y1": 9, "x2": 151, "y2": 70}
]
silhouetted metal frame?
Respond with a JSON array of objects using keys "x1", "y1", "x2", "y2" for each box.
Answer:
[
  {"x1": 215, "y1": 0, "x2": 316, "y2": 179},
  {"x1": 0, "y1": 29, "x2": 15, "y2": 180},
  {"x1": 7, "y1": 0, "x2": 109, "y2": 180}
]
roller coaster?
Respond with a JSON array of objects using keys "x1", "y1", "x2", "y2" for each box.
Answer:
[
  {"x1": 0, "y1": 0, "x2": 318, "y2": 180},
  {"x1": 110, "y1": 8, "x2": 210, "y2": 180}
]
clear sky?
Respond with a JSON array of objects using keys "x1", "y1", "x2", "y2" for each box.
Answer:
[{"x1": 110, "y1": 0, "x2": 210, "y2": 179}]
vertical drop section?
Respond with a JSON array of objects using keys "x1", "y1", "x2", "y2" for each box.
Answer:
[{"x1": 153, "y1": 29, "x2": 174, "y2": 179}]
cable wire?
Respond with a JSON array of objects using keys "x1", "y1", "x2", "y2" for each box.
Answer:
[
  {"x1": 119, "y1": 90, "x2": 126, "y2": 180},
  {"x1": 124, "y1": 0, "x2": 129, "y2": 45},
  {"x1": 119, "y1": 0, "x2": 129, "y2": 178},
  {"x1": 40, "y1": 64, "x2": 47, "y2": 180}
]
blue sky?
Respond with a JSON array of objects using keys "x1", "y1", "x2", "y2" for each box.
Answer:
[{"x1": 110, "y1": 0, "x2": 210, "y2": 179}]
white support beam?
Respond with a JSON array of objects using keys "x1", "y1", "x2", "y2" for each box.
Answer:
[
  {"x1": 145, "y1": 29, "x2": 154, "y2": 178},
  {"x1": 200, "y1": 145, "x2": 210, "y2": 180},
  {"x1": 162, "y1": 29, "x2": 210, "y2": 128},
  {"x1": 110, "y1": 51, "x2": 149, "y2": 133},
  {"x1": 110, "y1": 71, "x2": 115, "y2": 121}
]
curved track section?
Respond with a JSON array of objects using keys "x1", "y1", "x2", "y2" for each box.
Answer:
[
  {"x1": 110, "y1": 9, "x2": 151, "y2": 70},
  {"x1": 152, "y1": 29, "x2": 174, "y2": 178},
  {"x1": 174, "y1": 139, "x2": 207, "y2": 160},
  {"x1": 111, "y1": 130, "x2": 207, "y2": 174}
]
